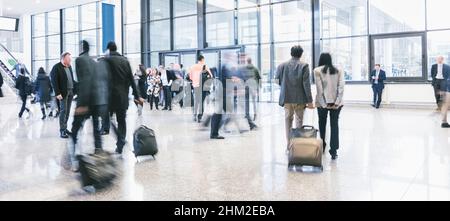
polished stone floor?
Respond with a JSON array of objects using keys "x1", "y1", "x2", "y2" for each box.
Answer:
[{"x1": 0, "y1": 96, "x2": 449, "y2": 201}]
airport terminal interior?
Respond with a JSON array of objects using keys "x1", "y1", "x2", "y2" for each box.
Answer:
[{"x1": 0, "y1": 0, "x2": 450, "y2": 201}]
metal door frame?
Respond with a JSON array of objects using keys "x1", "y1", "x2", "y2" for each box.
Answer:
[{"x1": 369, "y1": 32, "x2": 427, "y2": 83}]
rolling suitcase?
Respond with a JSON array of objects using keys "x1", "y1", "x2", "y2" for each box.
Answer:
[
  {"x1": 288, "y1": 110, "x2": 323, "y2": 170},
  {"x1": 77, "y1": 150, "x2": 118, "y2": 189},
  {"x1": 288, "y1": 137, "x2": 323, "y2": 169},
  {"x1": 133, "y1": 125, "x2": 158, "y2": 159}
]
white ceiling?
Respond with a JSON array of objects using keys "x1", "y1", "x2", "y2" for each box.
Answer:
[{"x1": 0, "y1": 0, "x2": 98, "y2": 17}]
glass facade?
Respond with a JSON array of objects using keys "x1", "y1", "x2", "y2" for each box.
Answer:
[
  {"x1": 118, "y1": 0, "x2": 450, "y2": 102},
  {"x1": 124, "y1": 0, "x2": 142, "y2": 71},
  {"x1": 32, "y1": 2, "x2": 102, "y2": 74},
  {"x1": 32, "y1": 11, "x2": 60, "y2": 73}
]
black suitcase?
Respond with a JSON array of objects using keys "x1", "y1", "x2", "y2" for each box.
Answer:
[
  {"x1": 77, "y1": 151, "x2": 118, "y2": 189},
  {"x1": 133, "y1": 125, "x2": 158, "y2": 158}
]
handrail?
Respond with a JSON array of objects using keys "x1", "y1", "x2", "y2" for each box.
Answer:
[{"x1": 0, "y1": 42, "x2": 33, "y2": 79}]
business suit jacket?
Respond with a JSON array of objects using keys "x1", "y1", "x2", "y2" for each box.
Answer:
[
  {"x1": 75, "y1": 53, "x2": 96, "y2": 107},
  {"x1": 275, "y1": 58, "x2": 313, "y2": 107},
  {"x1": 50, "y1": 62, "x2": 76, "y2": 98},
  {"x1": 431, "y1": 64, "x2": 450, "y2": 86},
  {"x1": 105, "y1": 51, "x2": 141, "y2": 111},
  {"x1": 370, "y1": 70, "x2": 387, "y2": 89},
  {"x1": 92, "y1": 58, "x2": 111, "y2": 106}
]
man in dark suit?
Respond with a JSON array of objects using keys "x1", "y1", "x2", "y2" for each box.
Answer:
[
  {"x1": 431, "y1": 56, "x2": 450, "y2": 111},
  {"x1": 70, "y1": 41, "x2": 110, "y2": 168},
  {"x1": 104, "y1": 41, "x2": 145, "y2": 155},
  {"x1": 370, "y1": 64, "x2": 387, "y2": 109},
  {"x1": 51, "y1": 52, "x2": 76, "y2": 138},
  {"x1": 160, "y1": 66, "x2": 177, "y2": 111}
]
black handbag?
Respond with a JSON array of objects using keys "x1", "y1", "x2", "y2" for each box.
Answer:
[{"x1": 290, "y1": 126, "x2": 318, "y2": 139}]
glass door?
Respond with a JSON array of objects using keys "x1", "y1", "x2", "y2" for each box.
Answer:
[{"x1": 371, "y1": 33, "x2": 426, "y2": 81}]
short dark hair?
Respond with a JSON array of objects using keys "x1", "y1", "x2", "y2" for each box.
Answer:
[
  {"x1": 82, "y1": 40, "x2": 90, "y2": 53},
  {"x1": 291, "y1": 45, "x2": 304, "y2": 58},
  {"x1": 107, "y1": 41, "x2": 117, "y2": 52},
  {"x1": 375, "y1": 64, "x2": 381, "y2": 67},
  {"x1": 198, "y1": 55, "x2": 205, "y2": 62},
  {"x1": 38, "y1": 67, "x2": 45, "y2": 73}
]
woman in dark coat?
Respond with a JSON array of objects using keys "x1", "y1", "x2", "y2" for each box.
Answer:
[
  {"x1": 34, "y1": 67, "x2": 52, "y2": 119},
  {"x1": 16, "y1": 68, "x2": 30, "y2": 118}
]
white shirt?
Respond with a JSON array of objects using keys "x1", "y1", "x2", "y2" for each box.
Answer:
[
  {"x1": 161, "y1": 70, "x2": 169, "y2": 86},
  {"x1": 436, "y1": 64, "x2": 444, "y2": 79},
  {"x1": 375, "y1": 70, "x2": 380, "y2": 84}
]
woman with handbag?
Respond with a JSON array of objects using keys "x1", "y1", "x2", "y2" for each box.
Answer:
[{"x1": 314, "y1": 53, "x2": 345, "y2": 160}]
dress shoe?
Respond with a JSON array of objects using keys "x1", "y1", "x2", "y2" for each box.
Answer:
[
  {"x1": 48, "y1": 112, "x2": 53, "y2": 117},
  {"x1": 250, "y1": 124, "x2": 258, "y2": 131},
  {"x1": 210, "y1": 136, "x2": 225, "y2": 140},
  {"x1": 442, "y1": 123, "x2": 450, "y2": 128},
  {"x1": 60, "y1": 131, "x2": 69, "y2": 139},
  {"x1": 331, "y1": 154, "x2": 338, "y2": 160}
]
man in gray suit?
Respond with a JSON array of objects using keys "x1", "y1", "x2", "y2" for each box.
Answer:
[{"x1": 276, "y1": 45, "x2": 314, "y2": 149}]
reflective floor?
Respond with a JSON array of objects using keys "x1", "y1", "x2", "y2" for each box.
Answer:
[{"x1": 0, "y1": 97, "x2": 449, "y2": 201}]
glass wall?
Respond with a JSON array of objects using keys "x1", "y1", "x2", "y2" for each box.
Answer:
[
  {"x1": 32, "y1": 11, "x2": 60, "y2": 74},
  {"x1": 32, "y1": 1, "x2": 102, "y2": 74},
  {"x1": 123, "y1": 0, "x2": 445, "y2": 102},
  {"x1": 124, "y1": 0, "x2": 142, "y2": 71}
]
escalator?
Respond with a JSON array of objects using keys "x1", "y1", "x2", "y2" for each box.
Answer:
[{"x1": 0, "y1": 42, "x2": 32, "y2": 98}]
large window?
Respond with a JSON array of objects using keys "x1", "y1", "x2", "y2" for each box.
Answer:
[
  {"x1": 373, "y1": 36, "x2": 423, "y2": 78},
  {"x1": 124, "y1": 0, "x2": 142, "y2": 70},
  {"x1": 321, "y1": 0, "x2": 367, "y2": 38},
  {"x1": 32, "y1": 10, "x2": 61, "y2": 74},
  {"x1": 206, "y1": 11, "x2": 235, "y2": 47},
  {"x1": 322, "y1": 37, "x2": 369, "y2": 81},
  {"x1": 272, "y1": 1, "x2": 312, "y2": 42},
  {"x1": 32, "y1": 2, "x2": 102, "y2": 74},
  {"x1": 369, "y1": 0, "x2": 425, "y2": 34},
  {"x1": 174, "y1": 16, "x2": 198, "y2": 49},
  {"x1": 238, "y1": 8, "x2": 258, "y2": 44},
  {"x1": 151, "y1": 0, "x2": 171, "y2": 20},
  {"x1": 427, "y1": 0, "x2": 450, "y2": 30},
  {"x1": 206, "y1": 0, "x2": 235, "y2": 12},
  {"x1": 150, "y1": 20, "x2": 171, "y2": 51},
  {"x1": 174, "y1": 0, "x2": 197, "y2": 17},
  {"x1": 63, "y1": 3, "x2": 101, "y2": 58}
]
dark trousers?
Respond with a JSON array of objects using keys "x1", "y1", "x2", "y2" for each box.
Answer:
[
  {"x1": 210, "y1": 114, "x2": 223, "y2": 137},
  {"x1": 18, "y1": 95, "x2": 29, "y2": 116},
  {"x1": 59, "y1": 91, "x2": 74, "y2": 132},
  {"x1": 372, "y1": 86, "x2": 384, "y2": 108},
  {"x1": 177, "y1": 87, "x2": 184, "y2": 108},
  {"x1": 163, "y1": 86, "x2": 172, "y2": 109},
  {"x1": 244, "y1": 87, "x2": 257, "y2": 128},
  {"x1": 71, "y1": 105, "x2": 107, "y2": 150},
  {"x1": 110, "y1": 109, "x2": 127, "y2": 153},
  {"x1": 434, "y1": 79, "x2": 447, "y2": 105},
  {"x1": 318, "y1": 107, "x2": 343, "y2": 155},
  {"x1": 149, "y1": 95, "x2": 160, "y2": 110}
]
